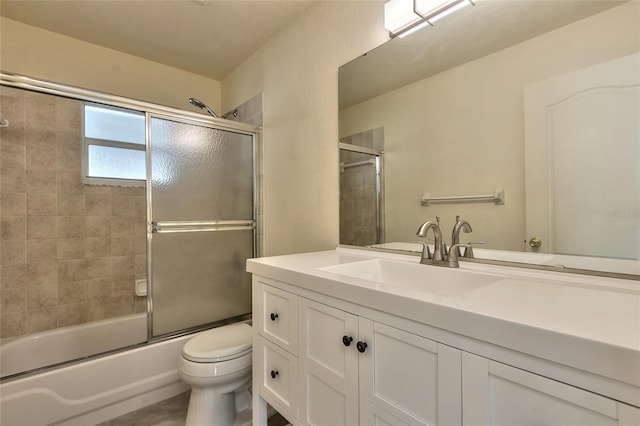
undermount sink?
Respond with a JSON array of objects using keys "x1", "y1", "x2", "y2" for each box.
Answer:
[{"x1": 320, "y1": 259, "x2": 502, "y2": 297}]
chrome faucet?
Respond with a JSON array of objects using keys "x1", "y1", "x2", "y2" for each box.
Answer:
[{"x1": 451, "y1": 216, "x2": 472, "y2": 257}]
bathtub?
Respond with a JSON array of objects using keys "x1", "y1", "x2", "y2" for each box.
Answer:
[
  {"x1": 0, "y1": 314, "x2": 192, "y2": 426},
  {"x1": 1, "y1": 313, "x2": 148, "y2": 377}
]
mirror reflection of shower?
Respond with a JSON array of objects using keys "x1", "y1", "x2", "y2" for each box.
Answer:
[
  {"x1": 188, "y1": 97, "x2": 238, "y2": 120},
  {"x1": 339, "y1": 127, "x2": 384, "y2": 247}
]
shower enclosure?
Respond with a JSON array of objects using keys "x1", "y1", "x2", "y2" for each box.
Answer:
[
  {"x1": 0, "y1": 73, "x2": 257, "y2": 380},
  {"x1": 339, "y1": 128, "x2": 384, "y2": 247}
]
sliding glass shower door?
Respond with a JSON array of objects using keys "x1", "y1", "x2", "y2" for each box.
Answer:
[{"x1": 148, "y1": 116, "x2": 255, "y2": 337}]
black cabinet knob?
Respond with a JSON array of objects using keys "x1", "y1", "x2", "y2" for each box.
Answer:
[
  {"x1": 270, "y1": 313, "x2": 278, "y2": 321},
  {"x1": 270, "y1": 370, "x2": 279, "y2": 379},
  {"x1": 356, "y1": 341, "x2": 368, "y2": 353},
  {"x1": 342, "y1": 335, "x2": 353, "y2": 347}
]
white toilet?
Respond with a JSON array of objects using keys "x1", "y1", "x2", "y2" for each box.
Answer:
[{"x1": 178, "y1": 322, "x2": 253, "y2": 426}]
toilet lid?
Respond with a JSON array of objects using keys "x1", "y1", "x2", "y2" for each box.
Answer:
[{"x1": 182, "y1": 323, "x2": 252, "y2": 363}]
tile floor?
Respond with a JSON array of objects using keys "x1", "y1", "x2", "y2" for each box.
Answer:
[{"x1": 97, "y1": 391, "x2": 290, "y2": 426}]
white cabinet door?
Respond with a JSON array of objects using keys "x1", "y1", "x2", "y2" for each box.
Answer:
[
  {"x1": 298, "y1": 298, "x2": 360, "y2": 426},
  {"x1": 359, "y1": 321, "x2": 462, "y2": 426},
  {"x1": 462, "y1": 352, "x2": 640, "y2": 426}
]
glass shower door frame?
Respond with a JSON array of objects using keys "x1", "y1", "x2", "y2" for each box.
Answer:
[{"x1": 145, "y1": 113, "x2": 258, "y2": 341}]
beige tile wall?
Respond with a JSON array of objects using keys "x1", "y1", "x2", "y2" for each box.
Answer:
[{"x1": 0, "y1": 86, "x2": 147, "y2": 339}]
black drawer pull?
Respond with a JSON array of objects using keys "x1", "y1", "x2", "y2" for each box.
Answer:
[
  {"x1": 357, "y1": 341, "x2": 368, "y2": 353},
  {"x1": 270, "y1": 313, "x2": 279, "y2": 321},
  {"x1": 270, "y1": 370, "x2": 279, "y2": 379},
  {"x1": 342, "y1": 335, "x2": 353, "y2": 347}
]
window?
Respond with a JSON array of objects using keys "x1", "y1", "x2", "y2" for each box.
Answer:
[{"x1": 83, "y1": 103, "x2": 146, "y2": 186}]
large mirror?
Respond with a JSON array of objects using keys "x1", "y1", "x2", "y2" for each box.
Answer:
[{"x1": 338, "y1": 0, "x2": 639, "y2": 278}]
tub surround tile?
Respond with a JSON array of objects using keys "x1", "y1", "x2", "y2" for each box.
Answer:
[
  {"x1": 1, "y1": 216, "x2": 26, "y2": 240},
  {"x1": 87, "y1": 295, "x2": 134, "y2": 321},
  {"x1": 1, "y1": 288, "x2": 26, "y2": 313},
  {"x1": 58, "y1": 280, "x2": 88, "y2": 305},
  {"x1": 86, "y1": 216, "x2": 111, "y2": 237},
  {"x1": 26, "y1": 306, "x2": 57, "y2": 333},
  {"x1": 111, "y1": 237, "x2": 134, "y2": 256},
  {"x1": 111, "y1": 278, "x2": 134, "y2": 297},
  {"x1": 25, "y1": 93, "x2": 56, "y2": 128},
  {"x1": 0, "y1": 89, "x2": 148, "y2": 341},
  {"x1": 27, "y1": 261, "x2": 58, "y2": 286},
  {"x1": 86, "y1": 194, "x2": 112, "y2": 217},
  {"x1": 55, "y1": 99, "x2": 81, "y2": 130},
  {"x1": 27, "y1": 284, "x2": 58, "y2": 309},
  {"x1": 135, "y1": 238, "x2": 146, "y2": 255},
  {"x1": 2, "y1": 143, "x2": 26, "y2": 168},
  {"x1": 26, "y1": 141, "x2": 56, "y2": 171},
  {"x1": 26, "y1": 239, "x2": 57, "y2": 262},
  {"x1": 111, "y1": 216, "x2": 135, "y2": 236},
  {"x1": 26, "y1": 169, "x2": 57, "y2": 193},
  {"x1": 24, "y1": 128, "x2": 55, "y2": 147},
  {"x1": 1, "y1": 240, "x2": 26, "y2": 266},
  {"x1": 56, "y1": 145, "x2": 81, "y2": 171},
  {"x1": 1, "y1": 192, "x2": 26, "y2": 216},
  {"x1": 57, "y1": 302, "x2": 87, "y2": 327},
  {"x1": 27, "y1": 215, "x2": 58, "y2": 239},
  {"x1": 57, "y1": 170, "x2": 84, "y2": 194},
  {"x1": 27, "y1": 193, "x2": 58, "y2": 216},
  {"x1": 1, "y1": 311, "x2": 26, "y2": 338},
  {"x1": 1, "y1": 264, "x2": 27, "y2": 289},
  {"x1": 85, "y1": 237, "x2": 112, "y2": 258},
  {"x1": 88, "y1": 278, "x2": 112, "y2": 300},
  {"x1": 1, "y1": 165, "x2": 27, "y2": 193},
  {"x1": 57, "y1": 216, "x2": 86, "y2": 238},
  {"x1": 57, "y1": 193, "x2": 86, "y2": 216},
  {"x1": 57, "y1": 238, "x2": 85, "y2": 260},
  {"x1": 112, "y1": 256, "x2": 135, "y2": 279},
  {"x1": 134, "y1": 295, "x2": 147, "y2": 313},
  {"x1": 112, "y1": 196, "x2": 135, "y2": 217}
]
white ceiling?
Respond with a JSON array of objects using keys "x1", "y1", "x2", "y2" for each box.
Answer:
[{"x1": 0, "y1": 0, "x2": 317, "y2": 80}]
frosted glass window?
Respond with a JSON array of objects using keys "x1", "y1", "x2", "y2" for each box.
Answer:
[
  {"x1": 83, "y1": 103, "x2": 146, "y2": 185},
  {"x1": 84, "y1": 105, "x2": 145, "y2": 144},
  {"x1": 87, "y1": 145, "x2": 146, "y2": 180}
]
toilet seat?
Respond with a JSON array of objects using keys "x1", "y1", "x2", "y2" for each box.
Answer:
[{"x1": 182, "y1": 323, "x2": 252, "y2": 363}]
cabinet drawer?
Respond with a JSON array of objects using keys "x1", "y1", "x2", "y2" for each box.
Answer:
[
  {"x1": 256, "y1": 336, "x2": 299, "y2": 419},
  {"x1": 258, "y1": 283, "x2": 298, "y2": 354}
]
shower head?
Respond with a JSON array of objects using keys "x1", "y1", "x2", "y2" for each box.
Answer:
[
  {"x1": 221, "y1": 109, "x2": 238, "y2": 120},
  {"x1": 188, "y1": 97, "x2": 218, "y2": 118}
]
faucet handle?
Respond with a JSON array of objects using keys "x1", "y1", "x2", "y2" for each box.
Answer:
[
  {"x1": 415, "y1": 241, "x2": 432, "y2": 262},
  {"x1": 463, "y1": 241, "x2": 486, "y2": 258}
]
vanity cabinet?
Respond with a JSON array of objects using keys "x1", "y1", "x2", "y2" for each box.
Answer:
[
  {"x1": 461, "y1": 352, "x2": 640, "y2": 426},
  {"x1": 252, "y1": 273, "x2": 640, "y2": 426},
  {"x1": 299, "y1": 297, "x2": 461, "y2": 426},
  {"x1": 253, "y1": 277, "x2": 462, "y2": 426}
]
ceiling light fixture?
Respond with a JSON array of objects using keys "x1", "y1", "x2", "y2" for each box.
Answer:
[{"x1": 384, "y1": 0, "x2": 475, "y2": 38}]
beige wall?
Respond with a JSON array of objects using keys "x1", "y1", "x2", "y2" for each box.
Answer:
[
  {"x1": 339, "y1": 2, "x2": 640, "y2": 251},
  {"x1": 0, "y1": 17, "x2": 221, "y2": 112},
  {"x1": 222, "y1": 1, "x2": 388, "y2": 256}
]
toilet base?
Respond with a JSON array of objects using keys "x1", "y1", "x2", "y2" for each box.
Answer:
[{"x1": 185, "y1": 384, "x2": 251, "y2": 426}]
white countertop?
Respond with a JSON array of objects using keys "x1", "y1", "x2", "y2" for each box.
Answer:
[{"x1": 247, "y1": 247, "x2": 640, "y2": 390}]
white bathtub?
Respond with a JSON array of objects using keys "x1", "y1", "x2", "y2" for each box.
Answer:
[
  {"x1": 1, "y1": 313, "x2": 148, "y2": 377},
  {"x1": 0, "y1": 314, "x2": 193, "y2": 426}
]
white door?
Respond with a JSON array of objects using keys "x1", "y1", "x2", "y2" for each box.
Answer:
[
  {"x1": 298, "y1": 298, "x2": 359, "y2": 426},
  {"x1": 524, "y1": 53, "x2": 640, "y2": 258},
  {"x1": 359, "y1": 321, "x2": 462, "y2": 426},
  {"x1": 462, "y1": 352, "x2": 640, "y2": 426}
]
